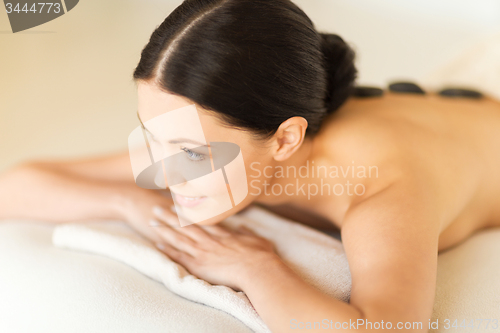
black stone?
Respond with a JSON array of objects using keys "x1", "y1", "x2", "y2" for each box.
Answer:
[
  {"x1": 438, "y1": 88, "x2": 483, "y2": 99},
  {"x1": 352, "y1": 86, "x2": 384, "y2": 98},
  {"x1": 388, "y1": 81, "x2": 426, "y2": 94}
]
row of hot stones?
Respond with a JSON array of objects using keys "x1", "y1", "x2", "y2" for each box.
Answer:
[{"x1": 353, "y1": 82, "x2": 484, "y2": 99}]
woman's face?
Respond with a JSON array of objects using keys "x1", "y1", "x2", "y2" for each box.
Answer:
[{"x1": 136, "y1": 81, "x2": 276, "y2": 225}]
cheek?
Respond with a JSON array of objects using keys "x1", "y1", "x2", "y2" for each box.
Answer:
[
  {"x1": 182, "y1": 139, "x2": 270, "y2": 197},
  {"x1": 243, "y1": 152, "x2": 273, "y2": 179},
  {"x1": 188, "y1": 151, "x2": 259, "y2": 201},
  {"x1": 184, "y1": 170, "x2": 229, "y2": 198}
]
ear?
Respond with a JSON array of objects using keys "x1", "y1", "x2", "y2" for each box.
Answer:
[{"x1": 273, "y1": 116, "x2": 308, "y2": 162}]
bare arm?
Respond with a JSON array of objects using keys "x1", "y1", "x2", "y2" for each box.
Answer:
[
  {"x1": 0, "y1": 150, "x2": 135, "y2": 221},
  {"x1": 238, "y1": 178, "x2": 441, "y2": 332},
  {"x1": 23, "y1": 150, "x2": 136, "y2": 183},
  {"x1": 0, "y1": 161, "x2": 127, "y2": 222},
  {"x1": 0, "y1": 151, "x2": 176, "y2": 244}
]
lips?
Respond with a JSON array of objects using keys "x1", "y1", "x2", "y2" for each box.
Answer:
[{"x1": 171, "y1": 192, "x2": 208, "y2": 208}]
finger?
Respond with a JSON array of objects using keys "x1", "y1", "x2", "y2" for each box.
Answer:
[
  {"x1": 148, "y1": 218, "x2": 171, "y2": 229},
  {"x1": 172, "y1": 223, "x2": 217, "y2": 243},
  {"x1": 152, "y1": 206, "x2": 216, "y2": 243},
  {"x1": 235, "y1": 225, "x2": 256, "y2": 236},
  {"x1": 134, "y1": 223, "x2": 165, "y2": 244},
  {"x1": 153, "y1": 206, "x2": 218, "y2": 243},
  {"x1": 154, "y1": 223, "x2": 200, "y2": 257},
  {"x1": 201, "y1": 224, "x2": 233, "y2": 238},
  {"x1": 156, "y1": 242, "x2": 194, "y2": 267},
  {"x1": 152, "y1": 205, "x2": 181, "y2": 227}
]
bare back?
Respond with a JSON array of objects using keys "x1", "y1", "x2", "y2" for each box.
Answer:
[{"x1": 299, "y1": 91, "x2": 500, "y2": 252}]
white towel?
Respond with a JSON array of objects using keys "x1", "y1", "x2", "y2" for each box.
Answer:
[{"x1": 52, "y1": 205, "x2": 351, "y2": 333}]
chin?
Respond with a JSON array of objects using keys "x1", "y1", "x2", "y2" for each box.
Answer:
[{"x1": 177, "y1": 200, "x2": 251, "y2": 226}]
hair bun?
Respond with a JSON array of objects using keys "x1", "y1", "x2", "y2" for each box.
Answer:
[{"x1": 319, "y1": 33, "x2": 357, "y2": 114}]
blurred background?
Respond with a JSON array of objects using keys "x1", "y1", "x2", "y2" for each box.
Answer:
[{"x1": 1, "y1": 0, "x2": 500, "y2": 172}]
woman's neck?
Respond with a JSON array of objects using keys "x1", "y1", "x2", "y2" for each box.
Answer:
[{"x1": 254, "y1": 136, "x2": 319, "y2": 206}]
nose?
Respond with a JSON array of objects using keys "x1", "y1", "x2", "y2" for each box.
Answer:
[
  {"x1": 163, "y1": 154, "x2": 188, "y2": 187},
  {"x1": 153, "y1": 167, "x2": 167, "y2": 188}
]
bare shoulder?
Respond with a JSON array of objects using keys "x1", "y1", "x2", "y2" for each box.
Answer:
[
  {"x1": 317, "y1": 95, "x2": 498, "y2": 246},
  {"x1": 313, "y1": 100, "x2": 413, "y2": 193},
  {"x1": 339, "y1": 177, "x2": 441, "y2": 324},
  {"x1": 317, "y1": 99, "x2": 409, "y2": 163}
]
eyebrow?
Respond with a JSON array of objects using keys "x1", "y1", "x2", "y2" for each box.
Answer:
[
  {"x1": 168, "y1": 138, "x2": 207, "y2": 146},
  {"x1": 137, "y1": 111, "x2": 207, "y2": 147}
]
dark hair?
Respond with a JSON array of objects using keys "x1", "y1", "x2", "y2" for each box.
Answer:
[{"x1": 133, "y1": 0, "x2": 357, "y2": 138}]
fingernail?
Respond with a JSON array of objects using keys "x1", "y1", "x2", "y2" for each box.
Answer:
[
  {"x1": 153, "y1": 206, "x2": 164, "y2": 217},
  {"x1": 156, "y1": 242, "x2": 165, "y2": 250},
  {"x1": 169, "y1": 205, "x2": 177, "y2": 213},
  {"x1": 149, "y1": 219, "x2": 161, "y2": 227}
]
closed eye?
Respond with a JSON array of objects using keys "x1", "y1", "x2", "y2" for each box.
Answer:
[{"x1": 181, "y1": 147, "x2": 206, "y2": 161}]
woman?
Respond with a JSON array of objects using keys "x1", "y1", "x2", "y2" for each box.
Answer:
[{"x1": 1, "y1": 0, "x2": 500, "y2": 332}]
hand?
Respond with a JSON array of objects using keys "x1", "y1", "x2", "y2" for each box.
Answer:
[
  {"x1": 116, "y1": 185, "x2": 178, "y2": 245},
  {"x1": 151, "y1": 209, "x2": 280, "y2": 292}
]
